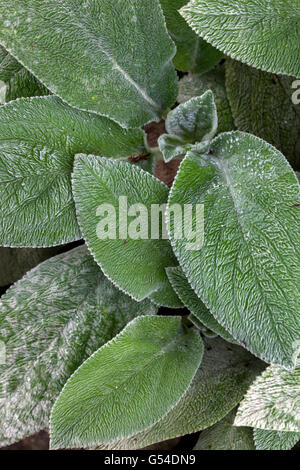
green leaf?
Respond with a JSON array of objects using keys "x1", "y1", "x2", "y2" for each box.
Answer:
[
  {"x1": 50, "y1": 315, "x2": 203, "y2": 449},
  {"x1": 235, "y1": 357, "x2": 300, "y2": 432},
  {"x1": 226, "y1": 59, "x2": 300, "y2": 168},
  {"x1": 96, "y1": 336, "x2": 264, "y2": 450},
  {"x1": 158, "y1": 91, "x2": 217, "y2": 162},
  {"x1": 0, "y1": 96, "x2": 145, "y2": 247},
  {"x1": 194, "y1": 409, "x2": 255, "y2": 450},
  {"x1": 0, "y1": 46, "x2": 48, "y2": 101},
  {"x1": 166, "y1": 266, "x2": 235, "y2": 343},
  {"x1": 178, "y1": 66, "x2": 235, "y2": 134},
  {"x1": 0, "y1": 1, "x2": 178, "y2": 128},
  {"x1": 0, "y1": 245, "x2": 157, "y2": 446},
  {"x1": 254, "y1": 428, "x2": 300, "y2": 451},
  {"x1": 149, "y1": 276, "x2": 184, "y2": 309},
  {"x1": 159, "y1": 0, "x2": 223, "y2": 73},
  {"x1": 168, "y1": 132, "x2": 300, "y2": 369},
  {"x1": 180, "y1": 0, "x2": 300, "y2": 78},
  {"x1": 0, "y1": 247, "x2": 60, "y2": 286},
  {"x1": 72, "y1": 155, "x2": 178, "y2": 301}
]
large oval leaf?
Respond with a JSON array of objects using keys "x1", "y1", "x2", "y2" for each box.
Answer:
[
  {"x1": 50, "y1": 316, "x2": 203, "y2": 449},
  {"x1": 72, "y1": 155, "x2": 178, "y2": 301},
  {"x1": 0, "y1": 245, "x2": 157, "y2": 446},
  {"x1": 181, "y1": 0, "x2": 300, "y2": 78},
  {"x1": 96, "y1": 336, "x2": 264, "y2": 449},
  {"x1": 0, "y1": 96, "x2": 145, "y2": 247},
  {"x1": 0, "y1": 0, "x2": 178, "y2": 128},
  {"x1": 168, "y1": 132, "x2": 300, "y2": 369}
]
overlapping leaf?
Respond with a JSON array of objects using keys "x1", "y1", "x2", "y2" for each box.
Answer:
[
  {"x1": 235, "y1": 357, "x2": 300, "y2": 432},
  {"x1": 159, "y1": 0, "x2": 222, "y2": 73},
  {"x1": 0, "y1": 0, "x2": 178, "y2": 127},
  {"x1": 72, "y1": 156, "x2": 178, "y2": 301},
  {"x1": 0, "y1": 246, "x2": 157, "y2": 446},
  {"x1": 168, "y1": 132, "x2": 300, "y2": 368},
  {"x1": 96, "y1": 336, "x2": 264, "y2": 449},
  {"x1": 50, "y1": 316, "x2": 203, "y2": 449},
  {"x1": 0, "y1": 96, "x2": 145, "y2": 247},
  {"x1": 181, "y1": 0, "x2": 300, "y2": 78},
  {"x1": 254, "y1": 428, "x2": 300, "y2": 451}
]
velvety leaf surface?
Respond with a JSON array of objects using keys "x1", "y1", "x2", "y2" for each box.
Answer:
[
  {"x1": 178, "y1": 66, "x2": 235, "y2": 133},
  {"x1": 0, "y1": 247, "x2": 60, "y2": 286},
  {"x1": 159, "y1": 0, "x2": 222, "y2": 73},
  {"x1": 226, "y1": 59, "x2": 300, "y2": 168},
  {"x1": 158, "y1": 91, "x2": 217, "y2": 161},
  {"x1": 96, "y1": 336, "x2": 264, "y2": 449},
  {"x1": 194, "y1": 409, "x2": 255, "y2": 450},
  {"x1": 168, "y1": 132, "x2": 300, "y2": 368},
  {"x1": 235, "y1": 357, "x2": 300, "y2": 432},
  {"x1": 0, "y1": 46, "x2": 48, "y2": 101},
  {"x1": 0, "y1": 246, "x2": 157, "y2": 446},
  {"x1": 149, "y1": 276, "x2": 183, "y2": 309},
  {"x1": 0, "y1": 96, "x2": 145, "y2": 247},
  {"x1": 166, "y1": 266, "x2": 235, "y2": 343},
  {"x1": 180, "y1": 0, "x2": 300, "y2": 78},
  {"x1": 72, "y1": 155, "x2": 178, "y2": 301},
  {"x1": 254, "y1": 428, "x2": 300, "y2": 451},
  {"x1": 0, "y1": 1, "x2": 178, "y2": 128},
  {"x1": 50, "y1": 316, "x2": 203, "y2": 449}
]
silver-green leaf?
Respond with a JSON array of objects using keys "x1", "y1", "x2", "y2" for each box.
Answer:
[
  {"x1": 0, "y1": 96, "x2": 145, "y2": 247},
  {"x1": 0, "y1": 1, "x2": 178, "y2": 127},
  {"x1": 253, "y1": 428, "x2": 300, "y2": 451},
  {"x1": 168, "y1": 132, "x2": 300, "y2": 368},
  {"x1": 0, "y1": 245, "x2": 157, "y2": 446},
  {"x1": 72, "y1": 155, "x2": 178, "y2": 301},
  {"x1": 180, "y1": 0, "x2": 300, "y2": 78},
  {"x1": 50, "y1": 315, "x2": 203, "y2": 449}
]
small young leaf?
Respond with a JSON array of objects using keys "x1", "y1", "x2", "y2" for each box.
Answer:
[
  {"x1": 226, "y1": 59, "x2": 300, "y2": 168},
  {"x1": 0, "y1": 96, "x2": 145, "y2": 247},
  {"x1": 0, "y1": 46, "x2": 48, "y2": 101},
  {"x1": 96, "y1": 336, "x2": 264, "y2": 450},
  {"x1": 0, "y1": 246, "x2": 157, "y2": 446},
  {"x1": 50, "y1": 316, "x2": 203, "y2": 449},
  {"x1": 159, "y1": 0, "x2": 222, "y2": 73},
  {"x1": 72, "y1": 156, "x2": 178, "y2": 301},
  {"x1": 166, "y1": 266, "x2": 235, "y2": 343},
  {"x1": 180, "y1": 0, "x2": 300, "y2": 78},
  {"x1": 158, "y1": 91, "x2": 217, "y2": 161},
  {"x1": 235, "y1": 357, "x2": 300, "y2": 432},
  {"x1": 178, "y1": 66, "x2": 235, "y2": 133},
  {"x1": 253, "y1": 429, "x2": 300, "y2": 451},
  {"x1": 194, "y1": 409, "x2": 255, "y2": 450},
  {"x1": 0, "y1": 1, "x2": 178, "y2": 128},
  {"x1": 0, "y1": 247, "x2": 61, "y2": 286},
  {"x1": 168, "y1": 132, "x2": 300, "y2": 368}
]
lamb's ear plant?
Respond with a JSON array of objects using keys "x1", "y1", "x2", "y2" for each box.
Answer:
[{"x1": 0, "y1": 0, "x2": 299, "y2": 451}]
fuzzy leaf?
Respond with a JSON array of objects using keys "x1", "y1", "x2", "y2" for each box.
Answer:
[
  {"x1": 0, "y1": 96, "x2": 145, "y2": 247},
  {"x1": 235, "y1": 357, "x2": 300, "y2": 432},
  {"x1": 226, "y1": 59, "x2": 300, "y2": 168},
  {"x1": 166, "y1": 266, "x2": 235, "y2": 343},
  {"x1": 158, "y1": 91, "x2": 217, "y2": 161},
  {"x1": 0, "y1": 246, "x2": 157, "y2": 446},
  {"x1": 180, "y1": 0, "x2": 300, "y2": 78},
  {"x1": 0, "y1": 46, "x2": 48, "y2": 101},
  {"x1": 178, "y1": 66, "x2": 235, "y2": 133},
  {"x1": 149, "y1": 276, "x2": 184, "y2": 309},
  {"x1": 72, "y1": 155, "x2": 178, "y2": 301},
  {"x1": 159, "y1": 0, "x2": 222, "y2": 73},
  {"x1": 96, "y1": 336, "x2": 264, "y2": 449},
  {"x1": 253, "y1": 429, "x2": 300, "y2": 451},
  {"x1": 0, "y1": 1, "x2": 178, "y2": 128},
  {"x1": 194, "y1": 409, "x2": 255, "y2": 450},
  {"x1": 50, "y1": 316, "x2": 203, "y2": 449},
  {"x1": 168, "y1": 132, "x2": 300, "y2": 368}
]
